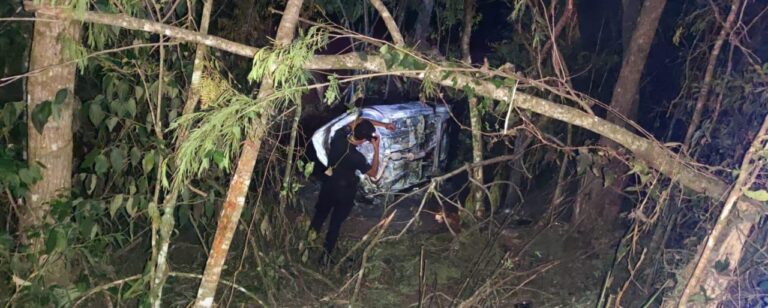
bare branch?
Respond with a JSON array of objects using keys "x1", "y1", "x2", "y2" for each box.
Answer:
[
  {"x1": 369, "y1": 0, "x2": 405, "y2": 46},
  {"x1": 683, "y1": 0, "x2": 741, "y2": 148}
]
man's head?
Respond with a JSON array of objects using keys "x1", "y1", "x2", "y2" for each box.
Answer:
[{"x1": 351, "y1": 119, "x2": 376, "y2": 145}]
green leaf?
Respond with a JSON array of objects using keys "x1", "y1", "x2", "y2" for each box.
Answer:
[
  {"x1": 110, "y1": 148, "x2": 125, "y2": 172},
  {"x1": 125, "y1": 196, "x2": 136, "y2": 217},
  {"x1": 714, "y1": 257, "x2": 730, "y2": 273},
  {"x1": 2, "y1": 102, "x2": 21, "y2": 128},
  {"x1": 109, "y1": 100, "x2": 123, "y2": 116},
  {"x1": 142, "y1": 151, "x2": 155, "y2": 175},
  {"x1": 744, "y1": 189, "x2": 768, "y2": 201},
  {"x1": 31, "y1": 100, "x2": 53, "y2": 134},
  {"x1": 106, "y1": 117, "x2": 119, "y2": 132},
  {"x1": 134, "y1": 86, "x2": 144, "y2": 101},
  {"x1": 18, "y1": 168, "x2": 35, "y2": 185},
  {"x1": 130, "y1": 147, "x2": 142, "y2": 167},
  {"x1": 82, "y1": 150, "x2": 100, "y2": 170},
  {"x1": 462, "y1": 85, "x2": 476, "y2": 99},
  {"x1": 89, "y1": 103, "x2": 105, "y2": 126},
  {"x1": 52, "y1": 89, "x2": 68, "y2": 120},
  {"x1": 87, "y1": 174, "x2": 98, "y2": 195},
  {"x1": 109, "y1": 194, "x2": 124, "y2": 219},
  {"x1": 147, "y1": 202, "x2": 160, "y2": 221},
  {"x1": 303, "y1": 161, "x2": 314, "y2": 178},
  {"x1": 211, "y1": 151, "x2": 225, "y2": 166},
  {"x1": 54, "y1": 89, "x2": 68, "y2": 106},
  {"x1": 94, "y1": 154, "x2": 109, "y2": 175},
  {"x1": 126, "y1": 98, "x2": 137, "y2": 118},
  {"x1": 45, "y1": 228, "x2": 67, "y2": 254}
]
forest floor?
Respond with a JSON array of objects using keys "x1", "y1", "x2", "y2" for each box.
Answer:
[{"x1": 103, "y1": 180, "x2": 616, "y2": 307}]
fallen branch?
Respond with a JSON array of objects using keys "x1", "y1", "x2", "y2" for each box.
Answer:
[{"x1": 679, "y1": 113, "x2": 768, "y2": 306}]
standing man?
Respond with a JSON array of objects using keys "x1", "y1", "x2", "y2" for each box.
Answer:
[{"x1": 310, "y1": 117, "x2": 395, "y2": 261}]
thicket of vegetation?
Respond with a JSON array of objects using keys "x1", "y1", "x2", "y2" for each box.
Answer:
[{"x1": 1, "y1": 0, "x2": 767, "y2": 306}]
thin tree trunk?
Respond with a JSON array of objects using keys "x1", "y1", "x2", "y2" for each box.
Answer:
[
  {"x1": 461, "y1": 0, "x2": 474, "y2": 63},
  {"x1": 621, "y1": 0, "x2": 642, "y2": 52},
  {"x1": 575, "y1": 0, "x2": 667, "y2": 235},
  {"x1": 193, "y1": 1, "x2": 304, "y2": 307},
  {"x1": 461, "y1": 0, "x2": 483, "y2": 217},
  {"x1": 279, "y1": 102, "x2": 301, "y2": 208},
  {"x1": 502, "y1": 132, "x2": 533, "y2": 210},
  {"x1": 467, "y1": 97, "x2": 484, "y2": 217},
  {"x1": 23, "y1": 6, "x2": 80, "y2": 286},
  {"x1": 178, "y1": 0, "x2": 214, "y2": 143},
  {"x1": 683, "y1": 0, "x2": 740, "y2": 148},
  {"x1": 149, "y1": 1, "x2": 215, "y2": 306},
  {"x1": 679, "y1": 114, "x2": 768, "y2": 307},
  {"x1": 413, "y1": 0, "x2": 434, "y2": 46},
  {"x1": 369, "y1": 0, "x2": 404, "y2": 46}
]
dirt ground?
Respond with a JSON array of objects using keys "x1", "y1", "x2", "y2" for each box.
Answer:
[{"x1": 103, "y1": 178, "x2": 615, "y2": 307}]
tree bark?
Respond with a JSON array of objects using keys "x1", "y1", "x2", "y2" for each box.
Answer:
[
  {"x1": 150, "y1": 1, "x2": 215, "y2": 307},
  {"x1": 192, "y1": 1, "x2": 304, "y2": 307},
  {"x1": 461, "y1": 0, "x2": 474, "y2": 63},
  {"x1": 412, "y1": 0, "x2": 434, "y2": 46},
  {"x1": 574, "y1": 0, "x2": 667, "y2": 235},
  {"x1": 369, "y1": 0, "x2": 404, "y2": 46},
  {"x1": 621, "y1": 0, "x2": 642, "y2": 51},
  {"x1": 178, "y1": 0, "x2": 214, "y2": 143},
  {"x1": 23, "y1": 7, "x2": 80, "y2": 286},
  {"x1": 461, "y1": 0, "x2": 483, "y2": 217},
  {"x1": 682, "y1": 0, "x2": 740, "y2": 148},
  {"x1": 279, "y1": 102, "x2": 301, "y2": 208}
]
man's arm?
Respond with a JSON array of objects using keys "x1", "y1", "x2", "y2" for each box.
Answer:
[{"x1": 365, "y1": 137, "x2": 381, "y2": 178}]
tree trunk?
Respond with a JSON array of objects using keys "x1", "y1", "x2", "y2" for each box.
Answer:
[
  {"x1": 461, "y1": 0, "x2": 474, "y2": 63},
  {"x1": 467, "y1": 97, "x2": 485, "y2": 217},
  {"x1": 23, "y1": 7, "x2": 80, "y2": 286},
  {"x1": 279, "y1": 102, "x2": 301, "y2": 208},
  {"x1": 461, "y1": 0, "x2": 483, "y2": 217},
  {"x1": 621, "y1": 0, "x2": 642, "y2": 52},
  {"x1": 178, "y1": 0, "x2": 214, "y2": 143},
  {"x1": 574, "y1": 0, "x2": 666, "y2": 236},
  {"x1": 193, "y1": 1, "x2": 304, "y2": 307},
  {"x1": 412, "y1": 0, "x2": 434, "y2": 46},
  {"x1": 150, "y1": 1, "x2": 215, "y2": 306},
  {"x1": 369, "y1": 0, "x2": 404, "y2": 46},
  {"x1": 502, "y1": 132, "x2": 533, "y2": 211}
]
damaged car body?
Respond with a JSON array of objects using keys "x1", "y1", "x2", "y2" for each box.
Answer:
[{"x1": 311, "y1": 102, "x2": 451, "y2": 197}]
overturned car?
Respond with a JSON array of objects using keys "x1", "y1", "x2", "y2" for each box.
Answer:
[{"x1": 311, "y1": 102, "x2": 451, "y2": 196}]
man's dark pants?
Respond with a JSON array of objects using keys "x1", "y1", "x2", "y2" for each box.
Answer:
[{"x1": 310, "y1": 183, "x2": 355, "y2": 255}]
